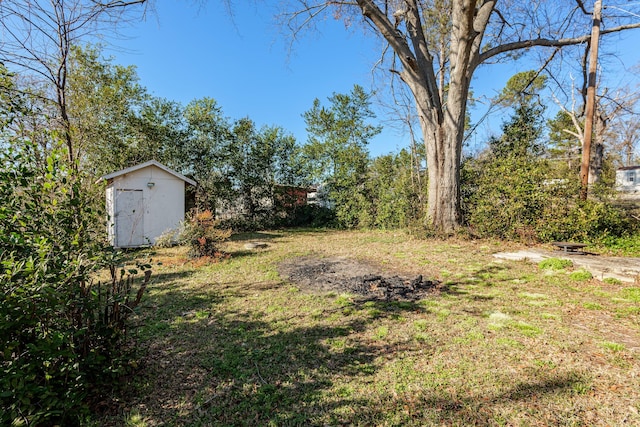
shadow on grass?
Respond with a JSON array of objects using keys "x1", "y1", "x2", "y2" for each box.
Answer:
[
  {"x1": 123, "y1": 300, "x2": 380, "y2": 425},
  {"x1": 229, "y1": 231, "x2": 282, "y2": 242},
  {"x1": 123, "y1": 297, "x2": 590, "y2": 426},
  {"x1": 148, "y1": 270, "x2": 196, "y2": 284},
  {"x1": 108, "y1": 263, "x2": 590, "y2": 426},
  {"x1": 442, "y1": 263, "x2": 516, "y2": 292},
  {"x1": 344, "y1": 372, "x2": 589, "y2": 426},
  {"x1": 225, "y1": 249, "x2": 268, "y2": 260}
]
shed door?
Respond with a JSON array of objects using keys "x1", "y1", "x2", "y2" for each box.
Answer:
[{"x1": 115, "y1": 189, "x2": 144, "y2": 247}]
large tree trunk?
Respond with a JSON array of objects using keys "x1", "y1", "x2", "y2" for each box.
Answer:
[
  {"x1": 425, "y1": 129, "x2": 461, "y2": 232},
  {"x1": 416, "y1": 0, "x2": 476, "y2": 232},
  {"x1": 420, "y1": 110, "x2": 462, "y2": 233},
  {"x1": 407, "y1": 72, "x2": 465, "y2": 233}
]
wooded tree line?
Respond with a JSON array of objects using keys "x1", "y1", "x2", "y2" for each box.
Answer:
[
  {"x1": 1, "y1": 44, "x2": 424, "y2": 229},
  {"x1": 4, "y1": 43, "x2": 639, "y2": 239},
  {"x1": 3, "y1": 0, "x2": 640, "y2": 235}
]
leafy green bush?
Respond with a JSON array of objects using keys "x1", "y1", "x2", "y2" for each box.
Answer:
[
  {"x1": 570, "y1": 269, "x2": 593, "y2": 281},
  {"x1": 594, "y1": 234, "x2": 640, "y2": 257},
  {"x1": 464, "y1": 155, "x2": 634, "y2": 243},
  {"x1": 464, "y1": 155, "x2": 550, "y2": 240},
  {"x1": 179, "y1": 210, "x2": 232, "y2": 258},
  {"x1": 462, "y1": 94, "x2": 634, "y2": 244},
  {"x1": 365, "y1": 150, "x2": 425, "y2": 229},
  {"x1": 0, "y1": 147, "x2": 149, "y2": 425},
  {"x1": 538, "y1": 198, "x2": 633, "y2": 243},
  {"x1": 539, "y1": 258, "x2": 573, "y2": 270}
]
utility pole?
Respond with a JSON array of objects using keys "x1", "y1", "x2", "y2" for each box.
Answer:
[{"x1": 580, "y1": 0, "x2": 602, "y2": 200}]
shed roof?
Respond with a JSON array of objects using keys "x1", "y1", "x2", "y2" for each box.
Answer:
[
  {"x1": 100, "y1": 160, "x2": 196, "y2": 186},
  {"x1": 618, "y1": 165, "x2": 640, "y2": 171}
]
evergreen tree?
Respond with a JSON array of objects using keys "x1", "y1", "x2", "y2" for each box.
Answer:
[
  {"x1": 302, "y1": 85, "x2": 381, "y2": 228},
  {"x1": 465, "y1": 71, "x2": 549, "y2": 239}
]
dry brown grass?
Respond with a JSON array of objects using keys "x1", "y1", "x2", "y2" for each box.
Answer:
[{"x1": 98, "y1": 229, "x2": 640, "y2": 427}]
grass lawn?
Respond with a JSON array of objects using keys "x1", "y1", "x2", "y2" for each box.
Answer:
[{"x1": 99, "y1": 229, "x2": 640, "y2": 426}]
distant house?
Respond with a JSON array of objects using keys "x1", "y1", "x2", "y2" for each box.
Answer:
[
  {"x1": 274, "y1": 185, "x2": 312, "y2": 208},
  {"x1": 616, "y1": 166, "x2": 640, "y2": 195},
  {"x1": 306, "y1": 184, "x2": 332, "y2": 209},
  {"x1": 100, "y1": 160, "x2": 196, "y2": 248}
]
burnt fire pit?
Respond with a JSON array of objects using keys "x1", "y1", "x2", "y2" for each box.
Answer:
[{"x1": 278, "y1": 256, "x2": 440, "y2": 301}]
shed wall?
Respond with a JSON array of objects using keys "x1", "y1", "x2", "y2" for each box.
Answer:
[{"x1": 106, "y1": 165, "x2": 186, "y2": 247}]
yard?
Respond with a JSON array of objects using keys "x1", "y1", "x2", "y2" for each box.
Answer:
[{"x1": 100, "y1": 229, "x2": 640, "y2": 426}]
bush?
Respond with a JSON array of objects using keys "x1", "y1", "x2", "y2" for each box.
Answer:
[
  {"x1": 180, "y1": 210, "x2": 232, "y2": 258},
  {"x1": 570, "y1": 269, "x2": 593, "y2": 281},
  {"x1": 463, "y1": 154, "x2": 634, "y2": 243},
  {"x1": 154, "y1": 228, "x2": 179, "y2": 248},
  {"x1": 464, "y1": 155, "x2": 550, "y2": 240},
  {"x1": 0, "y1": 147, "x2": 149, "y2": 425},
  {"x1": 595, "y1": 234, "x2": 640, "y2": 257},
  {"x1": 538, "y1": 199, "x2": 633, "y2": 243},
  {"x1": 539, "y1": 258, "x2": 573, "y2": 270}
]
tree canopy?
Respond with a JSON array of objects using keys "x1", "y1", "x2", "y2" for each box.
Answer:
[{"x1": 284, "y1": 0, "x2": 640, "y2": 232}]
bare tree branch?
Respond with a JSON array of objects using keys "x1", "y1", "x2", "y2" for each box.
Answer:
[
  {"x1": 0, "y1": 0, "x2": 148, "y2": 165},
  {"x1": 575, "y1": 0, "x2": 589, "y2": 15},
  {"x1": 478, "y1": 21, "x2": 640, "y2": 64}
]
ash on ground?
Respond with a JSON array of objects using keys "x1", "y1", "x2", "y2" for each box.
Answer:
[{"x1": 278, "y1": 256, "x2": 440, "y2": 302}]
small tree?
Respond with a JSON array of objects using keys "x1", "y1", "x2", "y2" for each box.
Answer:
[
  {"x1": 465, "y1": 72, "x2": 550, "y2": 240},
  {"x1": 225, "y1": 118, "x2": 299, "y2": 226},
  {"x1": 179, "y1": 210, "x2": 232, "y2": 258},
  {"x1": 302, "y1": 84, "x2": 381, "y2": 228},
  {"x1": 0, "y1": 0, "x2": 148, "y2": 167},
  {"x1": 178, "y1": 97, "x2": 232, "y2": 212},
  {"x1": 67, "y1": 45, "x2": 152, "y2": 175},
  {"x1": 465, "y1": 103, "x2": 550, "y2": 240}
]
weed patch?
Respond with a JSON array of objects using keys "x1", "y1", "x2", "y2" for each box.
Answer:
[
  {"x1": 539, "y1": 258, "x2": 573, "y2": 270},
  {"x1": 570, "y1": 269, "x2": 593, "y2": 281},
  {"x1": 600, "y1": 341, "x2": 626, "y2": 352},
  {"x1": 622, "y1": 287, "x2": 640, "y2": 302}
]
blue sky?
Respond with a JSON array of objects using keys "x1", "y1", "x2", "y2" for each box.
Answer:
[{"x1": 110, "y1": 2, "x2": 640, "y2": 157}]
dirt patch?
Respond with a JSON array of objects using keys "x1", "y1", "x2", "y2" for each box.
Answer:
[{"x1": 278, "y1": 256, "x2": 441, "y2": 301}]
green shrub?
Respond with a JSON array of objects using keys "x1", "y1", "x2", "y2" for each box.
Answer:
[
  {"x1": 462, "y1": 99, "x2": 634, "y2": 243},
  {"x1": 592, "y1": 234, "x2": 640, "y2": 257},
  {"x1": 0, "y1": 147, "x2": 149, "y2": 425},
  {"x1": 538, "y1": 199, "x2": 632, "y2": 243},
  {"x1": 464, "y1": 156, "x2": 634, "y2": 243},
  {"x1": 179, "y1": 210, "x2": 232, "y2": 258},
  {"x1": 463, "y1": 155, "x2": 550, "y2": 240},
  {"x1": 539, "y1": 258, "x2": 573, "y2": 270},
  {"x1": 570, "y1": 269, "x2": 593, "y2": 281}
]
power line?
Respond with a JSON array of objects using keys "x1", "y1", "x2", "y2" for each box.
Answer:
[{"x1": 605, "y1": 5, "x2": 640, "y2": 19}]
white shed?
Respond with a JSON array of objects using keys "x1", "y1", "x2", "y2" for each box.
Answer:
[
  {"x1": 616, "y1": 166, "x2": 640, "y2": 195},
  {"x1": 101, "y1": 160, "x2": 196, "y2": 248}
]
